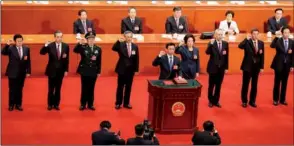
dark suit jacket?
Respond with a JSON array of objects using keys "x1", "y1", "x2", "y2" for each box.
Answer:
[
  {"x1": 205, "y1": 41, "x2": 229, "y2": 74},
  {"x1": 92, "y1": 129, "x2": 125, "y2": 145},
  {"x1": 175, "y1": 45, "x2": 200, "y2": 77},
  {"x1": 73, "y1": 19, "x2": 95, "y2": 34},
  {"x1": 165, "y1": 16, "x2": 188, "y2": 34},
  {"x1": 267, "y1": 16, "x2": 288, "y2": 34},
  {"x1": 74, "y1": 43, "x2": 102, "y2": 77},
  {"x1": 126, "y1": 137, "x2": 159, "y2": 145},
  {"x1": 192, "y1": 131, "x2": 221, "y2": 145},
  {"x1": 121, "y1": 17, "x2": 142, "y2": 34},
  {"x1": 270, "y1": 37, "x2": 294, "y2": 72},
  {"x1": 238, "y1": 39, "x2": 264, "y2": 72},
  {"x1": 1, "y1": 44, "x2": 31, "y2": 78},
  {"x1": 40, "y1": 42, "x2": 69, "y2": 77},
  {"x1": 152, "y1": 55, "x2": 182, "y2": 80},
  {"x1": 112, "y1": 40, "x2": 139, "y2": 75}
]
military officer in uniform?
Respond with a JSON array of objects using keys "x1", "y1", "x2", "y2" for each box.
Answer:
[{"x1": 74, "y1": 32, "x2": 102, "y2": 111}]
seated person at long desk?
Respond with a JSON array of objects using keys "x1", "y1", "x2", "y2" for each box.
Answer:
[
  {"x1": 219, "y1": 10, "x2": 239, "y2": 35},
  {"x1": 152, "y1": 43, "x2": 182, "y2": 80},
  {"x1": 121, "y1": 7, "x2": 142, "y2": 34},
  {"x1": 165, "y1": 6, "x2": 188, "y2": 34},
  {"x1": 267, "y1": 8, "x2": 288, "y2": 35},
  {"x1": 73, "y1": 9, "x2": 95, "y2": 34}
]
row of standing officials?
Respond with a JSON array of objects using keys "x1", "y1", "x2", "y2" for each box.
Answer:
[{"x1": 1, "y1": 27, "x2": 293, "y2": 112}]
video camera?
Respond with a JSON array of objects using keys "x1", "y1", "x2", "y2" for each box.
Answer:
[{"x1": 143, "y1": 119, "x2": 155, "y2": 140}]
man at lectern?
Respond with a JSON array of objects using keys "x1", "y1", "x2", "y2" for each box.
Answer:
[{"x1": 152, "y1": 43, "x2": 182, "y2": 80}]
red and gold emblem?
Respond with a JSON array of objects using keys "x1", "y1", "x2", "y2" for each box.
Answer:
[{"x1": 171, "y1": 102, "x2": 185, "y2": 116}]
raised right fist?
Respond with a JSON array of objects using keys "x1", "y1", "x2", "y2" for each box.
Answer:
[
  {"x1": 179, "y1": 40, "x2": 184, "y2": 47},
  {"x1": 7, "y1": 39, "x2": 13, "y2": 45},
  {"x1": 246, "y1": 34, "x2": 252, "y2": 40},
  {"x1": 159, "y1": 50, "x2": 166, "y2": 57},
  {"x1": 210, "y1": 39, "x2": 215, "y2": 44},
  {"x1": 118, "y1": 38, "x2": 125, "y2": 42}
]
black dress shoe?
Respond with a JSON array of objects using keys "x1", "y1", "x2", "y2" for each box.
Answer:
[
  {"x1": 214, "y1": 103, "x2": 222, "y2": 108},
  {"x1": 15, "y1": 106, "x2": 23, "y2": 111},
  {"x1": 8, "y1": 106, "x2": 14, "y2": 111},
  {"x1": 280, "y1": 102, "x2": 288, "y2": 106},
  {"x1": 115, "y1": 105, "x2": 121, "y2": 110},
  {"x1": 88, "y1": 106, "x2": 96, "y2": 111},
  {"x1": 54, "y1": 106, "x2": 60, "y2": 110},
  {"x1": 47, "y1": 106, "x2": 53, "y2": 111},
  {"x1": 273, "y1": 101, "x2": 279, "y2": 106},
  {"x1": 242, "y1": 103, "x2": 247, "y2": 108},
  {"x1": 79, "y1": 106, "x2": 86, "y2": 111},
  {"x1": 208, "y1": 103, "x2": 213, "y2": 108},
  {"x1": 249, "y1": 103, "x2": 257, "y2": 108},
  {"x1": 123, "y1": 104, "x2": 133, "y2": 109}
]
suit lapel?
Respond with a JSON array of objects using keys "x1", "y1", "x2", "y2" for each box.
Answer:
[
  {"x1": 122, "y1": 42, "x2": 129, "y2": 57},
  {"x1": 12, "y1": 46, "x2": 21, "y2": 60},
  {"x1": 279, "y1": 38, "x2": 287, "y2": 53},
  {"x1": 163, "y1": 55, "x2": 170, "y2": 72},
  {"x1": 52, "y1": 42, "x2": 59, "y2": 59},
  {"x1": 126, "y1": 17, "x2": 133, "y2": 30},
  {"x1": 248, "y1": 40, "x2": 257, "y2": 54}
]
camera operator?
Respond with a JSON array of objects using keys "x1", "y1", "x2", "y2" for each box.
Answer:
[
  {"x1": 127, "y1": 124, "x2": 160, "y2": 145},
  {"x1": 192, "y1": 120, "x2": 221, "y2": 145},
  {"x1": 92, "y1": 120, "x2": 125, "y2": 145}
]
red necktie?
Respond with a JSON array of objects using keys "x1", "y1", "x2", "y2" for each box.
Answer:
[
  {"x1": 17, "y1": 47, "x2": 22, "y2": 58},
  {"x1": 57, "y1": 44, "x2": 61, "y2": 59},
  {"x1": 127, "y1": 43, "x2": 131, "y2": 57},
  {"x1": 253, "y1": 41, "x2": 258, "y2": 53},
  {"x1": 218, "y1": 42, "x2": 222, "y2": 53}
]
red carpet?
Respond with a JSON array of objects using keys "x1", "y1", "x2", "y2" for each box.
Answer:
[{"x1": 1, "y1": 74, "x2": 293, "y2": 144}]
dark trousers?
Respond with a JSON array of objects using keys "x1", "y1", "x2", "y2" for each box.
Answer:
[
  {"x1": 81, "y1": 76, "x2": 97, "y2": 107},
  {"x1": 8, "y1": 75, "x2": 26, "y2": 107},
  {"x1": 47, "y1": 69, "x2": 64, "y2": 107},
  {"x1": 208, "y1": 69, "x2": 225, "y2": 104},
  {"x1": 115, "y1": 73, "x2": 135, "y2": 106},
  {"x1": 241, "y1": 65, "x2": 260, "y2": 104},
  {"x1": 273, "y1": 64, "x2": 290, "y2": 103}
]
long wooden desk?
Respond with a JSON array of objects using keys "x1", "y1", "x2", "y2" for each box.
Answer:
[
  {"x1": 2, "y1": 33, "x2": 291, "y2": 76},
  {"x1": 1, "y1": 1, "x2": 293, "y2": 34}
]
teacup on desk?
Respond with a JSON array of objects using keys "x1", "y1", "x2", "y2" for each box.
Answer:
[{"x1": 267, "y1": 32, "x2": 272, "y2": 38}]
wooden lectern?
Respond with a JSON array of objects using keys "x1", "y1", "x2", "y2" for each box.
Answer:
[{"x1": 147, "y1": 79, "x2": 202, "y2": 134}]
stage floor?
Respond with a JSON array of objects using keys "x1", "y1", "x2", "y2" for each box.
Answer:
[{"x1": 1, "y1": 74, "x2": 293, "y2": 144}]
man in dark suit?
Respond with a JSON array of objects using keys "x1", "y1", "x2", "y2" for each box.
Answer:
[
  {"x1": 127, "y1": 124, "x2": 159, "y2": 145},
  {"x1": 1, "y1": 34, "x2": 31, "y2": 111},
  {"x1": 238, "y1": 29, "x2": 264, "y2": 108},
  {"x1": 192, "y1": 121, "x2": 221, "y2": 145},
  {"x1": 74, "y1": 32, "x2": 102, "y2": 111},
  {"x1": 112, "y1": 31, "x2": 139, "y2": 110},
  {"x1": 73, "y1": 9, "x2": 95, "y2": 34},
  {"x1": 152, "y1": 43, "x2": 182, "y2": 80},
  {"x1": 267, "y1": 8, "x2": 288, "y2": 35},
  {"x1": 121, "y1": 7, "x2": 142, "y2": 34},
  {"x1": 270, "y1": 27, "x2": 294, "y2": 106},
  {"x1": 40, "y1": 30, "x2": 69, "y2": 111},
  {"x1": 165, "y1": 6, "x2": 188, "y2": 34},
  {"x1": 206, "y1": 29, "x2": 229, "y2": 108},
  {"x1": 92, "y1": 120, "x2": 125, "y2": 145}
]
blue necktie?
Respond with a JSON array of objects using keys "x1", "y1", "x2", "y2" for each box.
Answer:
[
  {"x1": 169, "y1": 57, "x2": 173, "y2": 71},
  {"x1": 284, "y1": 40, "x2": 288, "y2": 63},
  {"x1": 284, "y1": 40, "x2": 288, "y2": 52}
]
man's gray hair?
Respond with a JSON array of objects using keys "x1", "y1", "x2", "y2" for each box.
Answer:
[{"x1": 124, "y1": 31, "x2": 133, "y2": 35}]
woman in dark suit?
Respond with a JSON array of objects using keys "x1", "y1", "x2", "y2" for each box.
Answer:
[
  {"x1": 175, "y1": 34, "x2": 200, "y2": 79},
  {"x1": 74, "y1": 32, "x2": 102, "y2": 111}
]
